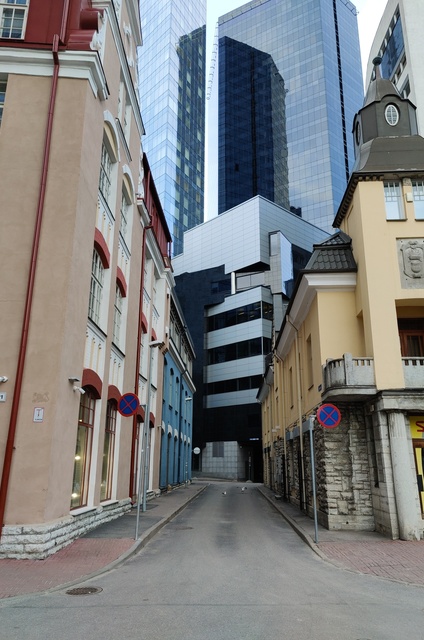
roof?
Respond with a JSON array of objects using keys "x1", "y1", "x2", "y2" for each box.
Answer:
[{"x1": 303, "y1": 231, "x2": 357, "y2": 272}]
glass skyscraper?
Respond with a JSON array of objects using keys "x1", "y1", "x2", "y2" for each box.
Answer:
[
  {"x1": 138, "y1": 1, "x2": 206, "y2": 256},
  {"x1": 217, "y1": 0, "x2": 364, "y2": 231}
]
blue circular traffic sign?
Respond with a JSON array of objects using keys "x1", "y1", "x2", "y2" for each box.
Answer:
[
  {"x1": 316, "y1": 403, "x2": 341, "y2": 429},
  {"x1": 118, "y1": 393, "x2": 140, "y2": 417}
]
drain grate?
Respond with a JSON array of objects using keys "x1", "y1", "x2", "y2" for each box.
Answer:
[{"x1": 66, "y1": 586, "x2": 103, "y2": 596}]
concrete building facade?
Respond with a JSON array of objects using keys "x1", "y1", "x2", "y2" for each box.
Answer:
[{"x1": 0, "y1": 0, "x2": 173, "y2": 558}]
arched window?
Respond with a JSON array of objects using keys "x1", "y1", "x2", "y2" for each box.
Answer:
[
  {"x1": 100, "y1": 400, "x2": 117, "y2": 501},
  {"x1": 112, "y1": 284, "x2": 123, "y2": 347},
  {"x1": 71, "y1": 390, "x2": 96, "y2": 509}
]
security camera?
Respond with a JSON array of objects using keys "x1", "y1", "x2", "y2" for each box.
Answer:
[
  {"x1": 0, "y1": 376, "x2": 8, "y2": 383},
  {"x1": 68, "y1": 376, "x2": 80, "y2": 383},
  {"x1": 73, "y1": 386, "x2": 86, "y2": 395}
]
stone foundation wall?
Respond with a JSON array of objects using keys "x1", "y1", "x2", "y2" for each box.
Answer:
[{"x1": 0, "y1": 498, "x2": 131, "y2": 559}]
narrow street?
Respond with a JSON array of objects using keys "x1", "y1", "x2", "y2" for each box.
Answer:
[{"x1": 1, "y1": 483, "x2": 423, "y2": 640}]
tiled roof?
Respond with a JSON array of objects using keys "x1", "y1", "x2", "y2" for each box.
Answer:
[{"x1": 304, "y1": 231, "x2": 357, "y2": 272}]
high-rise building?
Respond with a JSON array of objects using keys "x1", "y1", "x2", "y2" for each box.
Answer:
[
  {"x1": 138, "y1": 0, "x2": 207, "y2": 256},
  {"x1": 366, "y1": 0, "x2": 424, "y2": 133},
  {"x1": 217, "y1": 0, "x2": 364, "y2": 232},
  {"x1": 173, "y1": 197, "x2": 328, "y2": 480}
]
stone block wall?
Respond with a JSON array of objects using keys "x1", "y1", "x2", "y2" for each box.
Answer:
[{"x1": 0, "y1": 498, "x2": 131, "y2": 559}]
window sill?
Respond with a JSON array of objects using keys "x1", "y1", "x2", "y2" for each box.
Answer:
[{"x1": 70, "y1": 505, "x2": 97, "y2": 517}]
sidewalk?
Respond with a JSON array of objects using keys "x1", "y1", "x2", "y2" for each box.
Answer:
[
  {"x1": 0, "y1": 482, "x2": 207, "y2": 599},
  {"x1": 258, "y1": 485, "x2": 424, "y2": 587}
]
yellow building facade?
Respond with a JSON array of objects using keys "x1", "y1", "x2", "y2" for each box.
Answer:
[{"x1": 259, "y1": 63, "x2": 424, "y2": 540}]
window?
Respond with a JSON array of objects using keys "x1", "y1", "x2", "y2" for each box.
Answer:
[
  {"x1": 385, "y1": 104, "x2": 399, "y2": 126},
  {"x1": 71, "y1": 391, "x2": 95, "y2": 509},
  {"x1": 384, "y1": 181, "x2": 404, "y2": 220},
  {"x1": 0, "y1": 77, "x2": 6, "y2": 125},
  {"x1": 398, "y1": 319, "x2": 424, "y2": 357},
  {"x1": 99, "y1": 142, "x2": 112, "y2": 202},
  {"x1": 100, "y1": 401, "x2": 117, "y2": 502},
  {"x1": 306, "y1": 335, "x2": 313, "y2": 389},
  {"x1": 213, "y1": 441, "x2": 224, "y2": 458},
  {"x1": 89, "y1": 249, "x2": 104, "y2": 324},
  {"x1": 112, "y1": 285, "x2": 123, "y2": 346},
  {"x1": 120, "y1": 191, "x2": 129, "y2": 239},
  {"x1": 0, "y1": 0, "x2": 28, "y2": 39},
  {"x1": 412, "y1": 181, "x2": 424, "y2": 220}
]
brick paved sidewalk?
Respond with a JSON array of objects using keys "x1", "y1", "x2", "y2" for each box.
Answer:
[
  {"x1": 0, "y1": 482, "x2": 207, "y2": 599},
  {"x1": 258, "y1": 485, "x2": 424, "y2": 587}
]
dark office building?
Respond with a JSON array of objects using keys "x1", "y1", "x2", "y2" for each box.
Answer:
[
  {"x1": 217, "y1": 0, "x2": 364, "y2": 232},
  {"x1": 218, "y1": 37, "x2": 289, "y2": 214}
]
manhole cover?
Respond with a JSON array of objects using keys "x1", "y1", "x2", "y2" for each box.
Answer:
[{"x1": 66, "y1": 587, "x2": 103, "y2": 596}]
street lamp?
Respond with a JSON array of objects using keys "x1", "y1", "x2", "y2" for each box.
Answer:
[{"x1": 135, "y1": 339, "x2": 163, "y2": 540}]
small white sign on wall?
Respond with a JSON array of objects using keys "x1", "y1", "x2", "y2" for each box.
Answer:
[{"x1": 33, "y1": 407, "x2": 44, "y2": 423}]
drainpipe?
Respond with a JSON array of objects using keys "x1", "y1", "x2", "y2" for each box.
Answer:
[
  {"x1": 0, "y1": 35, "x2": 61, "y2": 537},
  {"x1": 129, "y1": 217, "x2": 152, "y2": 499}
]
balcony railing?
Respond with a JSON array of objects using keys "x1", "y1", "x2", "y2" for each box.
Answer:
[
  {"x1": 322, "y1": 353, "x2": 376, "y2": 400},
  {"x1": 402, "y1": 357, "x2": 424, "y2": 388},
  {"x1": 323, "y1": 353, "x2": 424, "y2": 400}
]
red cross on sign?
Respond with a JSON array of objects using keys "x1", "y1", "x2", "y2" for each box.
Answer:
[{"x1": 316, "y1": 403, "x2": 341, "y2": 429}]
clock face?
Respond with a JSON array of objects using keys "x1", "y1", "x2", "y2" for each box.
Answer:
[
  {"x1": 355, "y1": 121, "x2": 361, "y2": 145},
  {"x1": 385, "y1": 104, "x2": 399, "y2": 126}
]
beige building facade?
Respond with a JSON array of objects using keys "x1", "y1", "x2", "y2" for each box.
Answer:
[
  {"x1": 0, "y1": 1, "x2": 172, "y2": 558},
  {"x1": 259, "y1": 63, "x2": 424, "y2": 540}
]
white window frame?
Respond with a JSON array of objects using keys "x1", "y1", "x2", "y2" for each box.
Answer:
[
  {"x1": 89, "y1": 249, "x2": 104, "y2": 324},
  {"x1": 112, "y1": 284, "x2": 123, "y2": 347},
  {"x1": 99, "y1": 142, "x2": 113, "y2": 203},
  {"x1": 0, "y1": 0, "x2": 29, "y2": 40},
  {"x1": 384, "y1": 181, "x2": 405, "y2": 220},
  {"x1": 412, "y1": 180, "x2": 424, "y2": 220}
]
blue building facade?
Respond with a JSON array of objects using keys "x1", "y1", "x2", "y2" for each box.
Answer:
[
  {"x1": 138, "y1": 0, "x2": 207, "y2": 256},
  {"x1": 159, "y1": 293, "x2": 195, "y2": 489},
  {"x1": 218, "y1": 0, "x2": 364, "y2": 232}
]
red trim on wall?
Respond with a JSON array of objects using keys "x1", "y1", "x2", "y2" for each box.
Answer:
[
  {"x1": 116, "y1": 267, "x2": 127, "y2": 297},
  {"x1": 108, "y1": 384, "x2": 121, "y2": 403},
  {"x1": 82, "y1": 368, "x2": 103, "y2": 399},
  {"x1": 141, "y1": 313, "x2": 148, "y2": 334},
  {"x1": 151, "y1": 328, "x2": 157, "y2": 341},
  {"x1": 137, "y1": 405, "x2": 145, "y2": 421},
  {"x1": 94, "y1": 228, "x2": 110, "y2": 268},
  {"x1": 149, "y1": 412, "x2": 155, "y2": 428}
]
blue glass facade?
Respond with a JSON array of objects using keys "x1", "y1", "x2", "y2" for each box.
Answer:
[
  {"x1": 138, "y1": 1, "x2": 206, "y2": 256},
  {"x1": 218, "y1": 0, "x2": 364, "y2": 231},
  {"x1": 381, "y1": 16, "x2": 404, "y2": 80}
]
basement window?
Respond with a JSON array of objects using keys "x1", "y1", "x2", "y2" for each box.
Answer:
[{"x1": 0, "y1": 77, "x2": 6, "y2": 125}]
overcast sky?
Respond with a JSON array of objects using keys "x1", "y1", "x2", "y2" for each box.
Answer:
[{"x1": 204, "y1": 0, "x2": 388, "y2": 218}]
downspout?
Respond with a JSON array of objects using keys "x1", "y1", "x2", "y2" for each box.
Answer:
[
  {"x1": 0, "y1": 35, "x2": 61, "y2": 536},
  {"x1": 129, "y1": 218, "x2": 152, "y2": 499}
]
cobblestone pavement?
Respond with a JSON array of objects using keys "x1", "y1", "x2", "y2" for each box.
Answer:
[{"x1": 258, "y1": 485, "x2": 424, "y2": 587}]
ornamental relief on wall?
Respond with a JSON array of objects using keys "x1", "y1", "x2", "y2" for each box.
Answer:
[{"x1": 398, "y1": 238, "x2": 424, "y2": 288}]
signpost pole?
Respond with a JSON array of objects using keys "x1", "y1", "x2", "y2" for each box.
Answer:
[{"x1": 307, "y1": 416, "x2": 319, "y2": 544}]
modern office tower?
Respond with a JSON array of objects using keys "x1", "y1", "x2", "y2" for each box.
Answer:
[
  {"x1": 173, "y1": 197, "x2": 328, "y2": 480},
  {"x1": 138, "y1": 0, "x2": 207, "y2": 256},
  {"x1": 366, "y1": 0, "x2": 424, "y2": 133},
  {"x1": 217, "y1": 0, "x2": 364, "y2": 232}
]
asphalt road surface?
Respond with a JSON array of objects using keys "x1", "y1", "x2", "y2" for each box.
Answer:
[{"x1": 1, "y1": 482, "x2": 423, "y2": 640}]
